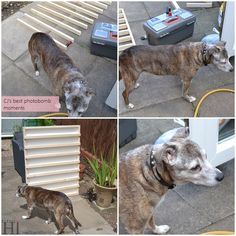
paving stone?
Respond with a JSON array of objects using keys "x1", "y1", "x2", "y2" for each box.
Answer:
[
  {"x1": 83, "y1": 56, "x2": 117, "y2": 117},
  {"x1": 175, "y1": 159, "x2": 234, "y2": 223},
  {"x1": 197, "y1": 214, "x2": 234, "y2": 234},
  {"x1": 2, "y1": 54, "x2": 13, "y2": 71},
  {"x1": 154, "y1": 190, "x2": 212, "y2": 234},
  {"x1": 119, "y1": 2, "x2": 149, "y2": 23},
  {"x1": 144, "y1": 2, "x2": 172, "y2": 18}
]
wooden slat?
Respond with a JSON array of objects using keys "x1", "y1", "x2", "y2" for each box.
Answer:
[
  {"x1": 61, "y1": 2, "x2": 98, "y2": 18},
  {"x1": 26, "y1": 151, "x2": 80, "y2": 159},
  {"x1": 25, "y1": 142, "x2": 80, "y2": 150},
  {"x1": 119, "y1": 43, "x2": 135, "y2": 51},
  {"x1": 37, "y1": 4, "x2": 88, "y2": 29},
  {"x1": 30, "y1": 176, "x2": 79, "y2": 186},
  {"x1": 31, "y1": 8, "x2": 81, "y2": 35},
  {"x1": 24, "y1": 133, "x2": 80, "y2": 139},
  {"x1": 119, "y1": 29, "x2": 129, "y2": 37},
  {"x1": 24, "y1": 13, "x2": 74, "y2": 42},
  {"x1": 17, "y1": 18, "x2": 67, "y2": 49},
  {"x1": 87, "y1": 1, "x2": 108, "y2": 9},
  {"x1": 119, "y1": 35, "x2": 132, "y2": 43},
  {"x1": 47, "y1": 2, "x2": 94, "y2": 24},
  {"x1": 26, "y1": 160, "x2": 80, "y2": 169},
  {"x1": 27, "y1": 168, "x2": 79, "y2": 178},
  {"x1": 76, "y1": 2, "x2": 104, "y2": 14}
]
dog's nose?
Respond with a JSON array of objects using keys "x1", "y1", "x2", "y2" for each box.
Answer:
[
  {"x1": 215, "y1": 171, "x2": 224, "y2": 182},
  {"x1": 230, "y1": 68, "x2": 234, "y2": 72}
]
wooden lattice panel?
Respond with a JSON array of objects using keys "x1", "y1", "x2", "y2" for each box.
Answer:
[
  {"x1": 119, "y1": 8, "x2": 135, "y2": 52},
  {"x1": 23, "y1": 125, "x2": 80, "y2": 196},
  {"x1": 17, "y1": 1, "x2": 112, "y2": 49}
]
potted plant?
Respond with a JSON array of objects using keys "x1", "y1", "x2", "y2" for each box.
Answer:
[{"x1": 87, "y1": 145, "x2": 117, "y2": 208}]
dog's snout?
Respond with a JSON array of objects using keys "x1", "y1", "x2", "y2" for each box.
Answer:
[
  {"x1": 215, "y1": 170, "x2": 224, "y2": 182},
  {"x1": 230, "y1": 67, "x2": 234, "y2": 72}
]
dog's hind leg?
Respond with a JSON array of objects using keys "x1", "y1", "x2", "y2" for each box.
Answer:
[
  {"x1": 182, "y1": 80, "x2": 196, "y2": 103},
  {"x1": 54, "y1": 213, "x2": 65, "y2": 234},
  {"x1": 148, "y1": 215, "x2": 170, "y2": 235},
  {"x1": 67, "y1": 209, "x2": 82, "y2": 234}
]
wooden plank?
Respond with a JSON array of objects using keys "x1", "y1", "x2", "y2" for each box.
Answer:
[
  {"x1": 119, "y1": 43, "x2": 135, "y2": 51},
  {"x1": 119, "y1": 23, "x2": 127, "y2": 30},
  {"x1": 31, "y1": 8, "x2": 81, "y2": 35},
  {"x1": 24, "y1": 133, "x2": 80, "y2": 139},
  {"x1": 61, "y1": 2, "x2": 98, "y2": 18},
  {"x1": 119, "y1": 29, "x2": 129, "y2": 37},
  {"x1": 186, "y1": 2, "x2": 213, "y2": 8},
  {"x1": 37, "y1": 4, "x2": 88, "y2": 29},
  {"x1": 30, "y1": 176, "x2": 79, "y2": 186},
  {"x1": 76, "y1": 2, "x2": 104, "y2": 14},
  {"x1": 25, "y1": 142, "x2": 80, "y2": 150},
  {"x1": 26, "y1": 160, "x2": 80, "y2": 169},
  {"x1": 17, "y1": 18, "x2": 67, "y2": 49},
  {"x1": 47, "y1": 2, "x2": 94, "y2": 24},
  {"x1": 100, "y1": 1, "x2": 112, "y2": 5},
  {"x1": 87, "y1": 1, "x2": 108, "y2": 9},
  {"x1": 27, "y1": 168, "x2": 79, "y2": 178},
  {"x1": 24, "y1": 13, "x2": 74, "y2": 42},
  {"x1": 26, "y1": 151, "x2": 80, "y2": 159},
  {"x1": 119, "y1": 35, "x2": 132, "y2": 43}
]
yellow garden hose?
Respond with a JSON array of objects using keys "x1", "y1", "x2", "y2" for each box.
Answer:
[
  {"x1": 201, "y1": 231, "x2": 234, "y2": 235},
  {"x1": 39, "y1": 113, "x2": 68, "y2": 118},
  {"x1": 194, "y1": 89, "x2": 234, "y2": 117}
]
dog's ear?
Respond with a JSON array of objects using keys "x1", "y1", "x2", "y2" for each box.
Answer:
[
  {"x1": 162, "y1": 144, "x2": 178, "y2": 166},
  {"x1": 170, "y1": 127, "x2": 189, "y2": 141},
  {"x1": 86, "y1": 88, "x2": 96, "y2": 97}
]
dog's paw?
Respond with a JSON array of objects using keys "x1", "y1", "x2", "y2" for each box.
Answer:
[
  {"x1": 128, "y1": 103, "x2": 134, "y2": 109},
  {"x1": 75, "y1": 228, "x2": 80, "y2": 234},
  {"x1": 22, "y1": 215, "x2": 30, "y2": 220},
  {"x1": 153, "y1": 225, "x2": 170, "y2": 234},
  {"x1": 135, "y1": 83, "x2": 140, "y2": 89},
  {"x1": 54, "y1": 230, "x2": 59, "y2": 234},
  {"x1": 188, "y1": 96, "x2": 196, "y2": 103},
  {"x1": 35, "y1": 71, "x2": 39, "y2": 76},
  {"x1": 45, "y1": 220, "x2": 51, "y2": 224}
]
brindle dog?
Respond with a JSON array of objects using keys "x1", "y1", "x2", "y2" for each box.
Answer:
[
  {"x1": 119, "y1": 127, "x2": 224, "y2": 234},
  {"x1": 119, "y1": 41, "x2": 233, "y2": 108},
  {"x1": 28, "y1": 32, "x2": 95, "y2": 117},
  {"x1": 16, "y1": 184, "x2": 82, "y2": 234}
]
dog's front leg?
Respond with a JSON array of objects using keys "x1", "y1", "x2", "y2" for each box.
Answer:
[
  {"x1": 22, "y1": 204, "x2": 33, "y2": 220},
  {"x1": 45, "y1": 208, "x2": 53, "y2": 224},
  {"x1": 148, "y1": 215, "x2": 170, "y2": 235},
  {"x1": 182, "y1": 80, "x2": 196, "y2": 103}
]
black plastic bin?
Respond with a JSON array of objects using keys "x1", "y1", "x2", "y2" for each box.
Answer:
[
  {"x1": 119, "y1": 119, "x2": 137, "y2": 148},
  {"x1": 12, "y1": 131, "x2": 25, "y2": 183}
]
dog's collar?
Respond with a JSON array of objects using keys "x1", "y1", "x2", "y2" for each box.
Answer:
[
  {"x1": 149, "y1": 150, "x2": 176, "y2": 189},
  {"x1": 202, "y1": 43, "x2": 208, "y2": 66}
]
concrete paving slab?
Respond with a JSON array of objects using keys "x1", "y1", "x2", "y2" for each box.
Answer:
[
  {"x1": 120, "y1": 119, "x2": 180, "y2": 153},
  {"x1": 15, "y1": 52, "x2": 53, "y2": 92},
  {"x1": 102, "y1": 1, "x2": 117, "y2": 21},
  {"x1": 144, "y1": 2, "x2": 172, "y2": 18},
  {"x1": 2, "y1": 11, "x2": 49, "y2": 61},
  {"x1": 175, "y1": 159, "x2": 234, "y2": 223},
  {"x1": 197, "y1": 214, "x2": 234, "y2": 234},
  {"x1": 153, "y1": 190, "x2": 212, "y2": 234},
  {"x1": 2, "y1": 54, "x2": 13, "y2": 71},
  {"x1": 83, "y1": 56, "x2": 117, "y2": 116},
  {"x1": 119, "y1": 74, "x2": 184, "y2": 113},
  {"x1": 119, "y1": 2, "x2": 149, "y2": 23}
]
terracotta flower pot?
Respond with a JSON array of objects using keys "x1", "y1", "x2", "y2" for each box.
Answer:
[{"x1": 93, "y1": 180, "x2": 117, "y2": 208}]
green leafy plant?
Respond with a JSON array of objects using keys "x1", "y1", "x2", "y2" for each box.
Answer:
[{"x1": 87, "y1": 144, "x2": 117, "y2": 188}]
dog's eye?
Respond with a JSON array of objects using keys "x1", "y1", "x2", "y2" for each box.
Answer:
[{"x1": 191, "y1": 165, "x2": 201, "y2": 171}]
